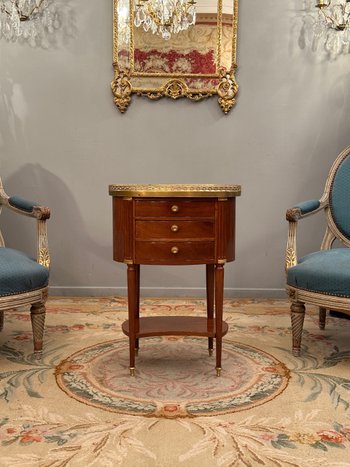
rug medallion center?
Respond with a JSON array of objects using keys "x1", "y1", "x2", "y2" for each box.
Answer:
[{"x1": 55, "y1": 337, "x2": 289, "y2": 418}]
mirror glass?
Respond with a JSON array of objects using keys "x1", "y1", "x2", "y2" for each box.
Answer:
[{"x1": 112, "y1": 0, "x2": 238, "y2": 113}]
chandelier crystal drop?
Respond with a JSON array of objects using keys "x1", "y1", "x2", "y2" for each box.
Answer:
[
  {"x1": 314, "y1": 0, "x2": 350, "y2": 56},
  {"x1": 134, "y1": 0, "x2": 197, "y2": 40},
  {"x1": 0, "y1": 0, "x2": 60, "y2": 46}
]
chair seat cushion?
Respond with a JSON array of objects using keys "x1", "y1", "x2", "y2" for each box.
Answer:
[
  {"x1": 287, "y1": 248, "x2": 350, "y2": 297},
  {"x1": 0, "y1": 248, "x2": 49, "y2": 297}
]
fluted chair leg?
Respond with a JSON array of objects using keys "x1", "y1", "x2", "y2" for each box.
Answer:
[
  {"x1": 0, "y1": 311, "x2": 3, "y2": 331},
  {"x1": 30, "y1": 302, "x2": 46, "y2": 357},
  {"x1": 291, "y1": 301, "x2": 305, "y2": 356},
  {"x1": 319, "y1": 307, "x2": 327, "y2": 330}
]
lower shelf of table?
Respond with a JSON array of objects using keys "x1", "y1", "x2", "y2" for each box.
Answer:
[{"x1": 121, "y1": 316, "x2": 228, "y2": 338}]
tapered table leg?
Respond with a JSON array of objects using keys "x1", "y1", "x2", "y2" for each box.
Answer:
[
  {"x1": 206, "y1": 264, "x2": 215, "y2": 356},
  {"x1": 215, "y1": 264, "x2": 224, "y2": 376},
  {"x1": 127, "y1": 264, "x2": 137, "y2": 375},
  {"x1": 135, "y1": 264, "x2": 140, "y2": 355}
]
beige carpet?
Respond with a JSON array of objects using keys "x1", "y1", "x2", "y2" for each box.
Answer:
[{"x1": 0, "y1": 297, "x2": 350, "y2": 466}]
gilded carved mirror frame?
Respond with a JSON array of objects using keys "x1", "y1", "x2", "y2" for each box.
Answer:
[{"x1": 111, "y1": 0, "x2": 239, "y2": 113}]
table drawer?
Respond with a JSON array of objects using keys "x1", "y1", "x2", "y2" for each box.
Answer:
[
  {"x1": 135, "y1": 241, "x2": 215, "y2": 264},
  {"x1": 135, "y1": 200, "x2": 215, "y2": 218},
  {"x1": 135, "y1": 220, "x2": 215, "y2": 240}
]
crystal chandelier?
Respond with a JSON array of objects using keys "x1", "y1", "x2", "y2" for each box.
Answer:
[
  {"x1": 314, "y1": 0, "x2": 350, "y2": 55},
  {"x1": 134, "y1": 0, "x2": 197, "y2": 40},
  {"x1": 0, "y1": 0, "x2": 60, "y2": 46}
]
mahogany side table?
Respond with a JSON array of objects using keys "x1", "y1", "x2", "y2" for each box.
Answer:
[{"x1": 109, "y1": 184, "x2": 241, "y2": 376}]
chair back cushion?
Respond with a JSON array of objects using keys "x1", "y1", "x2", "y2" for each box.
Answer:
[
  {"x1": 0, "y1": 248, "x2": 49, "y2": 297},
  {"x1": 330, "y1": 151, "x2": 350, "y2": 240}
]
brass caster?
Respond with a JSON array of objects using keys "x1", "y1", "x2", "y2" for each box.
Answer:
[
  {"x1": 33, "y1": 351, "x2": 42, "y2": 360},
  {"x1": 216, "y1": 367, "x2": 221, "y2": 377},
  {"x1": 208, "y1": 348, "x2": 213, "y2": 356},
  {"x1": 130, "y1": 367, "x2": 135, "y2": 376},
  {"x1": 135, "y1": 348, "x2": 139, "y2": 356}
]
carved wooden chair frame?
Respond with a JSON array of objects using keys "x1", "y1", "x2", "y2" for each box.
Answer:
[
  {"x1": 0, "y1": 177, "x2": 50, "y2": 356},
  {"x1": 285, "y1": 145, "x2": 350, "y2": 355}
]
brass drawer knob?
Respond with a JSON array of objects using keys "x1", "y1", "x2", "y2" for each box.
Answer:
[
  {"x1": 171, "y1": 224, "x2": 179, "y2": 232},
  {"x1": 171, "y1": 205, "x2": 179, "y2": 212},
  {"x1": 171, "y1": 246, "x2": 179, "y2": 254}
]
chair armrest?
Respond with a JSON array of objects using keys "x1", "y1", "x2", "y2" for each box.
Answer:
[
  {"x1": 5, "y1": 195, "x2": 50, "y2": 220},
  {"x1": 8, "y1": 195, "x2": 37, "y2": 212},
  {"x1": 286, "y1": 199, "x2": 321, "y2": 221},
  {"x1": 285, "y1": 199, "x2": 327, "y2": 271},
  {"x1": 0, "y1": 192, "x2": 50, "y2": 268}
]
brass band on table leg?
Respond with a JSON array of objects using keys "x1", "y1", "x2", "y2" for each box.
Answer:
[
  {"x1": 208, "y1": 348, "x2": 213, "y2": 356},
  {"x1": 130, "y1": 367, "x2": 135, "y2": 376},
  {"x1": 216, "y1": 367, "x2": 221, "y2": 377}
]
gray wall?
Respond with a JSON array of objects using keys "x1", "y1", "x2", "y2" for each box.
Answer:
[{"x1": 0, "y1": 0, "x2": 349, "y2": 298}]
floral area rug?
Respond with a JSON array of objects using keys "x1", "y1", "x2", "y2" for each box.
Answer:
[{"x1": 1, "y1": 297, "x2": 350, "y2": 466}]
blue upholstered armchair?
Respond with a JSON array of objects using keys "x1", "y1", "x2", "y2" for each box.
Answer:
[
  {"x1": 285, "y1": 145, "x2": 350, "y2": 355},
  {"x1": 0, "y1": 177, "x2": 50, "y2": 356}
]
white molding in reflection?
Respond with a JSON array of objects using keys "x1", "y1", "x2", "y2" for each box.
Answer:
[{"x1": 197, "y1": 0, "x2": 234, "y2": 15}]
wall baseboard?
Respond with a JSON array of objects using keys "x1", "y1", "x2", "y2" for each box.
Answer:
[{"x1": 49, "y1": 286, "x2": 286, "y2": 299}]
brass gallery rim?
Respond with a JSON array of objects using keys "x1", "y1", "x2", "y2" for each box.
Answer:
[
  {"x1": 55, "y1": 336, "x2": 289, "y2": 418},
  {"x1": 109, "y1": 183, "x2": 241, "y2": 198}
]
